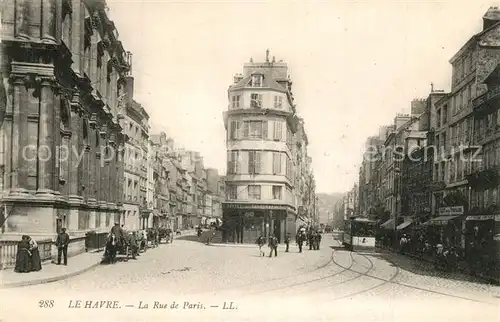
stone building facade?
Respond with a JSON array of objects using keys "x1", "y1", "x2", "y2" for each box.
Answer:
[
  {"x1": 0, "y1": 0, "x2": 128, "y2": 255},
  {"x1": 222, "y1": 51, "x2": 314, "y2": 243},
  {"x1": 120, "y1": 78, "x2": 150, "y2": 231}
]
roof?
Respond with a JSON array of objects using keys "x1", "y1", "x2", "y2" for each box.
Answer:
[
  {"x1": 228, "y1": 73, "x2": 287, "y2": 93},
  {"x1": 450, "y1": 21, "x2": 500, "y2": 64}
]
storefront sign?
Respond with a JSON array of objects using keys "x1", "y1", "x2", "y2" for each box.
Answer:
[
  {"x1": 465, "y1": 215, "x2": 495, "y2": 221},
  {"x1": 438, "y1": 206, "x2": 464, "y2": 216}
]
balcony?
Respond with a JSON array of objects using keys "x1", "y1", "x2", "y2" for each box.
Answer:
[
  {"x1": 466, "y1": 166, "x2": 500, "y2": 189},
  {"x1": 473, "y1": 85, "x2": 500, "y2": 113}
]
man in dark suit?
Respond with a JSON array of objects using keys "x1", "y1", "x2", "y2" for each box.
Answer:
[
  {"x1": 268, "y1": 234, "x2": 278, "y2": 257},
  {"x1": 56, "y1": 228, "x2": 70, "y2": 265}
]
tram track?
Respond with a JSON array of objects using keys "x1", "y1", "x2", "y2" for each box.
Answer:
[
  {"x1": 328, "y1": 248, "x2": 493, "y2": 304},
  {"x1": 246, "y1": 248, "x2": 359, "y2": 295},
  {"x1": 250, "y1": 239, "x2": 495, "y2": 304}
]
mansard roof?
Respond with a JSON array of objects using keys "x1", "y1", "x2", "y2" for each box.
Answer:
[{"x1": 229, "y1": 73, "x2": 287, "y2": 93}]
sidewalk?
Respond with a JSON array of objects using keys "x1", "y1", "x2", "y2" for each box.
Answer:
[{"x1": 0, "y1": 251, "x2": 103, "y2": 289}]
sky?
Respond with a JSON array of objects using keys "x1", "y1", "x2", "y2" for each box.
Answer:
[{"x1": 106, "y1": 0, "x2": 495, "y2": 194}]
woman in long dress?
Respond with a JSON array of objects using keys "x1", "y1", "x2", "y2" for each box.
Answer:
[
  {"x1": 14, "y1": 236, "x2": 32, "y2": 273},
  {"x1": 28, "y1": 236, "x2": 42, "y2": 271}
]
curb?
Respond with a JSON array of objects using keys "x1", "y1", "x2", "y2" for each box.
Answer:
[{"x1": 0, "y1": 260, "x2": 101, "y2": 289}]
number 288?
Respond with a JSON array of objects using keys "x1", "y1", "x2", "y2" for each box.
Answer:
[{"x1": 39, "y1": 300, "x2": 54, "y2": 308}]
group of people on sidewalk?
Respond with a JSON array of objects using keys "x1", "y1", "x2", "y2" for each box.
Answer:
[
  {"x1": 14, "y1": 235, "x2": 42, "y2": 273},
  {"x1": 256, "y1": 226, "x2": 323, "y2": 258},
  {"x1": 14, "y1": 228, "x2": 71, "y2": 273}
]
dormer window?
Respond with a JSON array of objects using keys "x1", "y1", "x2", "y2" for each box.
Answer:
[{"x1": 251, "y1": 74, "x2": 263, "y2": 87}]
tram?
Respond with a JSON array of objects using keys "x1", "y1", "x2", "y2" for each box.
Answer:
[{"x1": 342, "y1": 216, "x2": 377, "y2": 251}]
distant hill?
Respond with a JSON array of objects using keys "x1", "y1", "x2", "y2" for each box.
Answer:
[{"x1": 316, "y1": 193, "x2": 344, "y2": 224}]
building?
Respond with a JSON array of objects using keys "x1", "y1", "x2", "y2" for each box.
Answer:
[
  {"x1": 358, "y1": 136, "x2": 383, "y2": 216},
  {"x1": 0, "y1": 0, "x2": 128, "y2": 256},
  {"x1": 120, "y1": 67, "x2": 150, "y2": 231},
  {"x1": 401, "y1": 99, "x2": 433, "y2": 227},
  {"x1": 206, "y1": 168, "x2": 225, "y2": 225},
  {"x1": 222, "y1": 50, "x2": 308, "y2": 243}
]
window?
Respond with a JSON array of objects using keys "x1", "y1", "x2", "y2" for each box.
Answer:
[
  {"x1": 251, "y1": 75, "x2": 262, "y2": 87},
  {"x1": 250, "y1": 93, "x2": 263, "y2": 108},
  {"x1": 442, "y1": 105, "x2": 447, "y2": 125},
  {"x1": 231, "y1": 95, "x2": 240, "y2": 109},
  {"x1": 272, "y1": 186, "x2": 282, "y2": 200},
  {"x1": 227, "y1": 151, "x2": 240, "y2": 174},
  {"x1": 243, "y1": 120, "x2": 267, "y2": 139},
  {"x1": 248, "y1": 185, "x2": 261, "y2": 200},
  {"x1": 273, "y1": 121, "x2": 283, "y2": 141},
  {"x1": 230, "y1": 120, "x2": 241, "y2": 139},
  {"x1": 272, "y1": 152, "x2": 282, "y2": 174},
  {"x1": 248, "y1": 151, "x2": 262, "y2": 174},
  {"x1": 274, "y1": 96, "x2": 283, "y2": 109}
]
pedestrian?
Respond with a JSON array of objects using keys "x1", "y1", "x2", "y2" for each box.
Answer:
[
  {"x1": 28, "y1": 236, "x2": 42, "y2": 272},
  {"x1": 56, "y1": 228, "x2": 70, "y2": 265},
  {"x1": 268, "y1": 234, "x2": 278, "y2": 257},
  {"x1": 308, "y1": 230, "x2": 314, "y2": 250},
  {"x1": 256, "y1": 235, "x2": 266, "y2": 256},
  {"x1": 315, "y1": 231, "x2": 322, "y2": 250},
  {"x1": 296, "y1": 232, "x2": 304, "y2": 253},
  {"x1": 14, "y1": 235, "x2": 32, "y2": 273},
  {"x1": 284, "y1": 233, "x2": 291, "y2": 252},
  {"x1": 206, "y1": 231, "x2": 215, "y2": 245}
]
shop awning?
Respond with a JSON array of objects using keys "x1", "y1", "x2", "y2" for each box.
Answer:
[
  {"x1": 396, "y1": 220, "x2": 413, "y2": 230},
  {"x1": 465, "y1": 215, "x2": 495, "y2": 221},
  {"x1": 423, "y1": 215, "x2": 460, "y2": 226},
  {"x1": 380, "y1": 219, "x2": 395, "y2": 229}
]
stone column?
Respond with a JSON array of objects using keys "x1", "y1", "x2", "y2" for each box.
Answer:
[
  {"x1": 71, "y1": 0, "x2": 85, "y2": 75},
  {"x1": 41, "y1": 0, "x2": 57, "y2": 43},
  {"x1": 68, "y1": 105, "x2": 82, "y2": 202},
  {"x1": 14, "y1": 0, "x2": 30, "y2": 39},
  {"x1": 59, "y1": 131, "x2": 71, "y2": 197},
  {"x1": 83, "y1": 144, "x2": 90, "y2": 201},
  {"x1": 36, "y1": 79, "x2": 56, "y2": 196},
  {"x1": 108, "y1": 133, "x2": 116, "y2": 204},
  {"x1": 95, "y1": 139, "x2": 101, "y2": 204},
  {"x1": 9, "y1": 75, "x2": 28, "y2": 195}
]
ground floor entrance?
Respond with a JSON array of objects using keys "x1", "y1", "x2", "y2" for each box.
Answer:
[{"x1": 221, "y1": 204, "x2": 296, "y2": 244}]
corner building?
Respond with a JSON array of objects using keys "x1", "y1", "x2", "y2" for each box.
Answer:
[
  {"x1": 0, "y1": 0, "x2": 127, "y2": 255},
  {"x1": 223, "y1": 52, "x2": 300, "y2": 243}
]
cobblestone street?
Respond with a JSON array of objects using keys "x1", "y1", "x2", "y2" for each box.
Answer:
[{"x1": 2, "y1": 234, "x2": 499, "y2": 321}]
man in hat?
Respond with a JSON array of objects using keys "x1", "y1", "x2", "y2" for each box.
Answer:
[
  {"x1": 111, "y1": 222, "x2": 125, "y2": 246},
  {"x1": 56, "y1": 228, "x2": 70, "y2": 265}
]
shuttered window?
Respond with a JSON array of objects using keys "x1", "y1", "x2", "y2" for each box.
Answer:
[
  {"x1": 227, "y1": 151, "x2": 240, "y2": 174},
  {"x1": 230, "y1": 120, "x2": 241, "y2": 139},
  {"x1": 273, "y1": 152, "x2": 281, "y2": 174},
  {"x1": 274, "y1": 121, "x2": 283, "y2": 141},
  {"x1": 248, "y1": 151, "x2": 262, "y2": 174}
]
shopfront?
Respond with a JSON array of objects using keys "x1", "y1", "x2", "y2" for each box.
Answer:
[
  {"x1": 222, "y1": 203, "x2": 295, "y2": 244},
  {"x1": 464, "y1": 214, "x2": 498, "y2": 279}
]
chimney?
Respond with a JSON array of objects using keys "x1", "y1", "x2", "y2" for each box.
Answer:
[
  {"x1": 410, "y1": 99, "x2": 426, "y2": 116},
  {"x1": 126, "y1": 51, "x2": 133, "y2": 76},
  {"x1": 124, "y1": 76, "x2": 134, "y2": 104},
  {"x1": 483, "y1": 6, "x2": 500, "y2": 30},
  {"x1": 233, "y1": 73, "x2": 243, "y2": 84}
]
